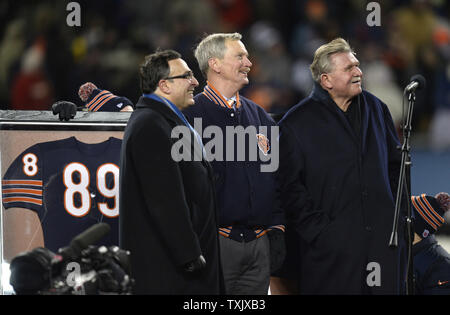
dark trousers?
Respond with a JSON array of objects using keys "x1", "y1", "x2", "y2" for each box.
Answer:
[{"x1": 219, "y1": 234, "x2": 270, "y2": 295}]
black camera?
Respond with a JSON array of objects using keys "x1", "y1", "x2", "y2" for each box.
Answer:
[{"x1": 9, "y1": 223, "x2": 134, "y2": 295}]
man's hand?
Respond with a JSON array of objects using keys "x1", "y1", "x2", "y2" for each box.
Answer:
[
  {"x1": 184, "y1": 255, "x2": 206, "y2": 273},
  {"x1": 52, "y1": 101, "x2": 77, "y2": 121},
  {"x1": 268, "y1": 229, "x2": 286, "y2": 274}
]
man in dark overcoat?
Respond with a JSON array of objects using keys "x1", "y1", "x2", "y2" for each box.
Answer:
[
  {"x1": 119, "y1": 50, "x2": 222, "y2": 294},
  {"x1": 276, "y1": 38, "x2": 407, "y2": 294}
]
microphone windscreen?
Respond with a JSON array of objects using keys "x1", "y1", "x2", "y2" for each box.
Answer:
[{"x1": 410, "y1": 74, "x2": 426, "y2": 90}]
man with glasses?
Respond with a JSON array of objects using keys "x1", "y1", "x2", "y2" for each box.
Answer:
[
  {"x1": 119, "y1": 49, "x2": 223, "y2": 294},
  {"x1": 183, "y1": 33, "x2": 285, "y2": 295}
]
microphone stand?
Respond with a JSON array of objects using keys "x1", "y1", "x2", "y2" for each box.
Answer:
[{"x1": 389, "y1": 91, "x2": 415, "y2": 295}]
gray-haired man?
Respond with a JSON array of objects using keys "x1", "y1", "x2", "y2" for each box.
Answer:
[
  {"x1": 276, "y1": 38, "x2": 406, "y2": 294},
  {"x1": 183, "y1": 33, "x2": 285, "y2": 295}
]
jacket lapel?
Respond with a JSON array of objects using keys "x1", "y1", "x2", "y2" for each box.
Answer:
[
  {"x1": 136, "y1": 96, "x2": 183, "y2": 126},
  {"x1": 137, "y1": 96, "x2": 206, "y2": 163},
  {"x1": 311, "y1": 83, "x2": 361, "y2": 147},
  {"x1": 359, "y1": 93, "x2": 370, "y2": 154}
]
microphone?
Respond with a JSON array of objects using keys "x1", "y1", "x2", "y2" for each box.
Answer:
[
  {"x1": 404, "y1": 74, "x2": 426, "y2": 93},
  {"x1": 59, "y1": 223, "x2": 111, "y2": 260}
]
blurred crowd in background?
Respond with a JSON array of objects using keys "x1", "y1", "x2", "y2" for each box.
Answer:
[{"x1": 0, "y1": 0, "x2": 449, "y2": 148}]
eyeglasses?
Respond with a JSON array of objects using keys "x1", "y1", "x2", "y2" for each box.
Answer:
[{"x1": 164, "y1": 71, "x2": 195, "y2": 81}]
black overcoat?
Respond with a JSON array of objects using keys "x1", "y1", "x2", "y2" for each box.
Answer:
[
  {"x1": 119, "y1": 96, "x2": 222, "y2": 294},
  {"x1": 278, "y1": 83, "x2": 407, "y2": 294}
]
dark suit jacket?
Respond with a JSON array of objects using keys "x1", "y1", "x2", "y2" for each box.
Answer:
[{"x1": 119, "y1": 96, "x2": 222, "y2": 294}]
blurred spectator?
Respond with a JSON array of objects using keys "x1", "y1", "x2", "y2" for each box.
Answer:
[
  {"x1": 0, "y1": 0, "x2": 448, "y2": 146},
  {"x1": 244, "y1": 21, "x2": 295, "y2": 113},
  {"x1": 249, "y1": 21, "x2": 292, "y2": 87},
  {"x1": 391, "y1": 0, "x2": 437, "y2": 67},
  {"x1": 291, "y1": 58, "x2": 314, "y2": 100},
  {"x1": 429, "y1": 16, "x2": 450, "y2": 151},
  {"x1": 361, "y1": 42, "x2": 404, "y2": 129},
  {"x1": 0, "y1": 18, "x2": 26, "y2": 109},
  {"x1": 10, "y1": 38, "x2": 54, "y2": 110},
  {"x1": 388, "y1": 0, "x2": 441, "y2": 132},
  {"x1": 211, "y1": 0, "x2": 252, "y2": 32},
  {"x1": 429, "y1": 68, "x2": 450, "y2": 151}
]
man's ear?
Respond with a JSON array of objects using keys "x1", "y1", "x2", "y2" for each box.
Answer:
[
  {"x1": 320, "y1": 73, "x2": 333, "y2": 90},
  {"x1": 208, "y1": 57, "x2": 221, "y2": 74},
  {"x1": 158, "y1": 79, "x2": 171, "y2": 94}
]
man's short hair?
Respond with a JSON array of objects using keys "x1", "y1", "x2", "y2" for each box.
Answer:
[
  {"x1": 310, "y1": 38, "x2": 355, "y2": 83},
  {"x1": 140, "y1": 49, "x2": 181, "y2": 94},
  {"x1": 194, "y1": 32, "x2": 242, "y2": 79}
]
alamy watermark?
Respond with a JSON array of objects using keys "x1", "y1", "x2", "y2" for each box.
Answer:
[
  {"x1": 170, "y1": 118, "x2": 279, "y2": 173},
  {"x1": 366, "y1": 2, "x2": 381, "y2": 27},
  {"x1": 65, "y1": 261, "x2": 88, "y2": 294},
  {"x1": 366, "y1": 261, "x2": 381, "y2": 287},
  {"x1": 66, "y1": 2, "x2": 81, "y2": 27}
]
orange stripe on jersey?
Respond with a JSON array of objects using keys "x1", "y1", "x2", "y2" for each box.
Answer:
[
  {"x1": 2, "y1": 188, "x2": 42, "y2": 196},
  {"x1": 2, "y1": 180, "x2": 43, "y2": 186},
  {"x1": 3, "y1": 197, "x2": 42, "y2": 205}
]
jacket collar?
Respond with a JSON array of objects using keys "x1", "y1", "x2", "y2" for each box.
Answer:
[
  {"x1": 202, "y1": 81, "x2": 241, "y2": 109},
  {"x1": 413, "y1": 234, "x2": 437, "y2": 256},
  {"x1": 136, "y1": 95, "x2": 185, "y2": 126},
  {"x1": 136, "y1": 95, "x2": 209, "y2": 165},
  {"x1": 310, "y1": 82, "x2": 369, "y2": 150},
  {"x1": 310, "y1": 81, "x2": 336, "y2": 109}
]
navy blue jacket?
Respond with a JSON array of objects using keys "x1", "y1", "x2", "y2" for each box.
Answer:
[
  {"x1": 183, "y1": 91, "x2": 284, "y2": 232},
  {"x1": 278, "y1": 83, "x2": 406, "y2": 294},
  {"x1": 414, "y1": 235, "x2": 450, "y2": 295}
]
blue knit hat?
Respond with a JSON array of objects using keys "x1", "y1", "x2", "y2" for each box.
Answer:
[{"x1": 412, "y1": 192, "x2": 450, "y2": 238}]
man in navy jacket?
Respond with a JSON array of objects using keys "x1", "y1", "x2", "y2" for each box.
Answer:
[
  {"x1": 277, "y1": 38, "x2": 406, "y2": 294},
  {"x1": 183, "y1": 33, "x2": 285, "y2": 295}
]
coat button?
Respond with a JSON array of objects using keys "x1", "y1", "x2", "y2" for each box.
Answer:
[
  {"x1": 365, "y1": 226, "x2": 372, "y2": 232},
  {"x1": 231, "y1": 113, "x2": 235, "y2": 117}
]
